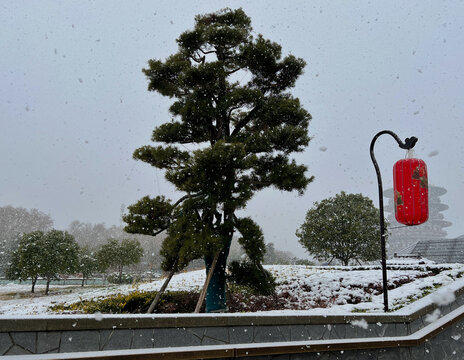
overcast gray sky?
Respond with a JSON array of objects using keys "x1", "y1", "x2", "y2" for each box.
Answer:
[{"x1": 1, "y1": 1, "x2": 463, "y2": 256}]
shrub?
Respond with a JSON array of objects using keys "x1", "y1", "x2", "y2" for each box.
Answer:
[
  {"x1": 50, "y1": 290, "x2": 203, "y2": 314},
  {"x1": 294, "y1": 259, "x2": 314, "y2": 266},
  {"x1": 106, "y1": 272, "x2": 140, "y2": 284},
  {"x1": 227, "y1": 260, "x2": 276, "y2": 296}
]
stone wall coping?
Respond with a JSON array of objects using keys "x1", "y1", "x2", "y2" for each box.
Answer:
[
  {"x1": 0, "y1": 313, "x2": 403, "y2": 332},
  {"x1": 0, "y1": 306, "x2": 442, "y2": 332}
]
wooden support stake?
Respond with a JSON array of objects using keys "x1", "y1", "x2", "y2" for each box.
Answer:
[
  {"x1": 194, "y1": 250, "x2": 220, "y2": 313},
  {"x1": 147, "y1": 260, "x2": 178, "y2": 314}
]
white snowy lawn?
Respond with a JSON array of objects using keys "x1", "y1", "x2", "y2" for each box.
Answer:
[{"x1": 1, "y1": 259, "x2": 464, "y2": 316}]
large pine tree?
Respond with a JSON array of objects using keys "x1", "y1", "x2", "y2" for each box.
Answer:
[{"x1": 124, "y1": 8, "x2": 313, "y2": 312}]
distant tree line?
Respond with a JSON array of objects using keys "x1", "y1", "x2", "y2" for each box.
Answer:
[{"x1": 1, "y1": 204, "x2": 313, "y2": 299}]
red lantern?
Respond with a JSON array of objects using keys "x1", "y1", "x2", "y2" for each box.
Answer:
[{"x1": 393, "y1": 158, "x2": 429, "y2": 225}]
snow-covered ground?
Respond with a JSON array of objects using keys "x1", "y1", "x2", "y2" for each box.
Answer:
[{"x1": 1, "y1": 261, "x2": 464, "y2": 316}]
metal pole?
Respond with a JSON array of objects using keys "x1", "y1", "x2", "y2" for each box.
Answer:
[{"x1": 370, "y1": 130, "x2": 417, "y2": 312}]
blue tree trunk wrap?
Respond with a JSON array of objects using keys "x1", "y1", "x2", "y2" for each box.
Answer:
[{"x1": 205, "y1": 238, "x2": 232, "y2": 312}]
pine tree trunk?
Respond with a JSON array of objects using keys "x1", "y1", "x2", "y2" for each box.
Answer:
[
  {"x1": 195, "y1": 250, "x2": 220, "y2": 313},
  {"x1": 118, "y1": 265, "x2": 123, "y2": 284},
  {"x1": 146, "y1": 261, "x2": 178, "y2": 314},
  {"x1": 81, "y1": 277, "x2": 85, "y2": 287},
  {"x1": 45, "y1": 277, "x2": 51, "y2": 295},
  {"x1": 31, "y1": 277, "x2": 37, "y2": 293}
]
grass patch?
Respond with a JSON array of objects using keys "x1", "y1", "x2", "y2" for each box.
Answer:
[
  {"x1": 391, "y1": 283, "x2": 444, "y2": 311},
  {"x1": 351, "y1": 308, "x2": 369, "y2": 313}
]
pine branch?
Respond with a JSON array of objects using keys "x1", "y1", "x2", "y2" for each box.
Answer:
[
  {"x1": 231, "y1": 105, "x2": 261, "y2": 136},
  {"x1": 199, "y1": 48, "x2": 216, "y2": 55},
  {"x1": 227, "y1": 106, "x2": 241, "y2": 121},
  {"x1": 150, "y1": 193, "x2": 203, "y2": 236},
  {"x1": 226, "y1": 67, "x2": 242, "y2": 75},
  {"x1": 151, "y1": 227, "x2": 168, "y2": 237},
  {"x1": 171, "y1": 194, "x2": 191, "y2": 209}
]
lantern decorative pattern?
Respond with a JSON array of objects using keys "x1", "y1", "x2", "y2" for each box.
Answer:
[{"x1": 393, "y1": 158, "x2": 429, "y2": 226}]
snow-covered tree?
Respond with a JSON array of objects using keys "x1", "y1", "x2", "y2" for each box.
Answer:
[
  {"x1": 7, "y1": 231, "x2": 43, "y2": 292},
  {"x1": 296, "y1": 192, "x2": 382, "y2": 266},
  {"x1": 39, "y1": 230, "x2": 80, "y2": 294},
  {"x1": 96, "y1": 238, "x2": 144, "y2": 283},
  {"x1": 7, "y1": 230, "x2": 79, "y2": 294},
  {"x1": 78, "y1": 245, "x2": 99, "y2": 287}
]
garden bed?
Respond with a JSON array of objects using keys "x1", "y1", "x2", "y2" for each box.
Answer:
[{"x1": 2, "y1": 262, "x2": 463, "y2": 315}]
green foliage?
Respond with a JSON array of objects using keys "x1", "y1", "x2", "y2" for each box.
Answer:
[
  {"x1": 390, "y1": 283, "x2": 443, "y2": 311},
  {"x1": 294, "y1": 259, "x2": 315, "y2": 266},
  {"x1": 227, "y1": 260, "x2": 276, "y2": 295},
  {"x1": 6, "y1": 231, "x2": 43, "y2": 283},
  {"x1": 5, "y1": 247, "x2": 21, "y2": 280},
  {"x1": 96, "y1": 239, "x2": 144, "y2": 282},
  {"x1": 296, "y1": 192, "x2": 382, "y2": 266},
  {"x1": 124, "y1": 8, "x2": 312, "y2": 311},
  {"x1": 351, "y1": 308, "x2": 370, "y2": 313},
  {"x1": 123, "y1": 196, "x2": 173, "y2": 236},
  {"x1": 234, "y1": 217, "x2": 266, "y2": 263},
  {"x1": 153, "y1": 197, "x2": 227, "y2": 273},
  {"x1": 40, "y1": 230, "x2": 80, "y2": 280},
  {"x1": 50, "y1": 290, "x2": 201, "y2": 314},
  {"x1": 6, "y1": 230, "x2": 79, "y2": 293},
  {"x1": 96, "y1": 239, "x2": 117, "y2": 272}
]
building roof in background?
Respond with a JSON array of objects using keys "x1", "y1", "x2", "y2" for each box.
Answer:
[{"x1": 405, "y1": 237, "x2": 464, "y2": 264}]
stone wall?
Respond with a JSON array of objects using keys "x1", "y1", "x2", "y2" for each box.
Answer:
[
  {"x1": 1, "y1": 287, "x2": 464, "y2": 357},
  {"x1": 239, "y1": 317, "x2": 464, "y2": 360}
]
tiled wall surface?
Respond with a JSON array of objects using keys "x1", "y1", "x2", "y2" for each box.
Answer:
[{"x1": 1, "y1": 290, "x2": 464, "y2": 357}]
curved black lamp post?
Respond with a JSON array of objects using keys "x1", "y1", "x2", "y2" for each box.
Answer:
[{"x1": 370, "y1": 130, "x2": 418, "y2": 312}]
